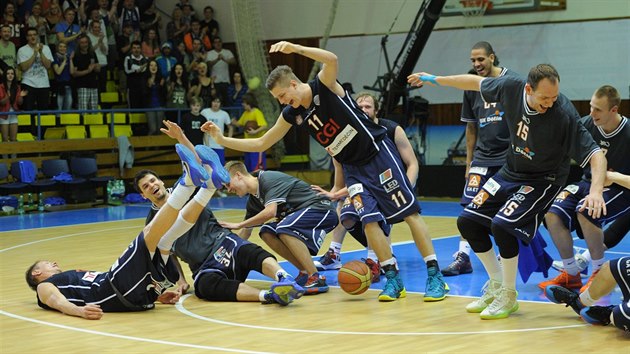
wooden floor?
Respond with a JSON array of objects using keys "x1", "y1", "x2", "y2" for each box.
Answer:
[{"x1": 1, "y1": 210, "x2": 628, "y2": 353}]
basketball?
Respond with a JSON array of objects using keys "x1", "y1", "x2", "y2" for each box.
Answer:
[
  {"x1": 244, "y1": 120, "x2": 259, "y2": 132},
  {"x1": 338, "y1": 260, "x2": 372, "y2": 295}
]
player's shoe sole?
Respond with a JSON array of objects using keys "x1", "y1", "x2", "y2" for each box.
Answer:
[
  {"x1": 175, "y1": 144, "x2": 209, "y2": 187},
  {"x1": 194, "y1": 145, "x2": 231, "y2": 188}
]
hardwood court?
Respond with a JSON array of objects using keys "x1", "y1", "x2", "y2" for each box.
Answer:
[{"x1": 1, "y1": 209, "x2": 627, "y2": 353}]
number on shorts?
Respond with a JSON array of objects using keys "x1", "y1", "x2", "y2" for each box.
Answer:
[
  {"x1": 391, "y1": 191, "x2": 407, "y2": 208},
  {"x1": 502, "y1": 201, "x2": 519, "y2": 216}
]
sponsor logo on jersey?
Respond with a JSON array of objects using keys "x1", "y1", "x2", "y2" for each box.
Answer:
[
  {"x1": 379, "y1": 169, "x2": 393, "y2": 184},
  {"x1": 554, "y1": 190, "x2": 570, "y2": 202},
  {"x1": 512, "y1": 194, "x2": 526, "y2": 202},
  {"x1": 522, "y1": 116, "x2": 531, "y2": 124},
  {"x1": 564, "y1": 184, "x2": 579, "y2": 194},
  {"x1": 468, "y1": 174, "x2": 481, "y2": 188},
  {"x1": 324, "y1": 125, "x2": 357, "y2": 156},
  {"x1": 483, "y1": 177, "x2": 501, "y2": 196},
  {"x1": 295, "y1": 115, "x2": 304, "y2": 125},
  {"x1": 384, "y1": 179, "x2": 400, "y2": 193},
  {"x1": 513, "y1": 145, "x2": 536, "y2": 160},
  {"x1": 471, "y1": 190, "x2": 489, "y2": 206},
  {"x1": 478, "y1": 111, "x2": 504, "y2": 128},
  {"x1": 342, "y1": 196, "x2": 352, "y2": 207},
  {"x1": 599, "y1": 140, "x2": 610, "y2": 148},
  {"x1": 517, "y1": 185, "x2": 534, "y2": 194}
]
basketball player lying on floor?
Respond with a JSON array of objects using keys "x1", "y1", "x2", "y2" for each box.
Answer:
[
  {"x1": 25, "y1": 144, "x2": 302, "y2": 320},
  {"x1": 138, "y1": 121, "x2": 304, "y2": 305}
]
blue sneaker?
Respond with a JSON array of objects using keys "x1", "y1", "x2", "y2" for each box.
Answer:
[
  {"x1": 580, "y1": 306, "x2": 613, "y2": 326},
  {"x1": 378, "y1": 270, "x2": 406, "y2": 302},
  {"x1": 424, "y1": 266, "x2": 449, "y2": 302},
  {"x1": 545, "y1": 285, "x2": 584, "y2": 315},
  {"x1": 175, "y1": 144, "x2": 209, "y2": 187},
  {"x1": 264, "y1": 279, "x2": 305, "y2": 306},
  {"x1": 194, "y1": 145, "x2": 231, "y2": 188}
]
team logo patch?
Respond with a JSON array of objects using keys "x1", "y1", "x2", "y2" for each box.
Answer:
[
  {"x1": 468, "y1": 174, "x2": 481, "y2": 188},
  {"x1": 384, "y1": 179, "x2": 400, "y2": 193},
  {"x1": 554, "y1": 190, "x2": 570, "y2": 202},
  {"x1": 342, "y1": 196, "x2": 352, "y2": 207},
  {"x1": 348, "y1": 183, "x2": 364, "y2": 197},
  {"x1": 472, "y1": 190, "x2": 489, "y2": 206},
  {"x1": 483, "y1": 177, "x2": 501, "y2": 196},
  {"x1": 517, "y1": 185, "x2": 534, "y2": 194},
  {"x1": 352, "y1": 195, "x2": 364, "y2": 212},
  {"x1": 379, "y1": 169, "x2": 393, "y2": 184}
]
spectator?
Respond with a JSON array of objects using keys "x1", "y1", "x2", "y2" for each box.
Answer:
[
  {"x1": 199, "y1": 6, "x2": 219, "y2": 41},
  {"x1": 45, "y1": 2, "x2": 63, "y2": 52},
  {"x1": 123, "y1": 40, "x2": 147, "y2": 108},
  {"x1": 155, "y1": 41, "x2": 176, "y2": 79},
  {"x1": 200, "y1": 97, "x2": 232, "y2": 165},
  {"x1": 205, "y1": 36, "x2": 234, "y2": 106},
  {"x1": 139, "y1": 2, "x2": 161, "y2": 41},
  {"x1": 0, "y1": 67, "x2": 26, "y2": 143},
  {"x1": 17, "y1": 27, "x2": 53, "y2": 135},
  {"x1": 96, "y1": 0, "x2": 119, "y2": 72},
  {"x1": 27, "y1": 3, "x2": 49, "y2": 45},
  {"x1": 235, "y1": 93, "x2": 267, "y2": 171},
  {"x1": 187, "y1": 37, "x2": 205, "y2": 75},
  {"x1": 116, "y1": 21, "x2": 139, "y2": 99},
  {"x1": 141, "y1": 28, "x2": 159, "y2": 60},
  {"x1": 227, "y1": 71, "x2": 247, "y2": 109},
  {"x1": 165, "y1": 7, "x2": 187, "y2": 48},
  {"x1": 144, "y1": 59, "x2": 165, "y2": 135},
  {"x1": 55, "y1": 8, "x2": 81, "y2": 54},
  {"x1": 165, "y1": 63, "x2": 188, "y2": 122},
  {"x1": 182, "y1": 19, "x2": 210, "y2": 54},
  {"x1": 179, "y1": 4, "x2": 196, "y2": 27},
  {"x1": 52, "y1": 41, "x2": 72, "y2": 110},
  {"x1": 86, "y1": 19, "x2": 108, "y2": 93},
  {"x1": 17, "y1": 0, "x2": 36, "y2": 21},
  {"x1": 0, "y1": 25, "x2": 17, "y2": 75},
  {"x1": 118, "y1": 0, "x2": 140, "y2": 35},
  {"x1": 71, "y1": 33, "x2": 99, "y2": 111},
  {"x1": 61, "y1": 0, "x2": 80, "y2": 14},
  {"x1": 1, "y1": 2, "x2": 24, "y2": 48},
  {"x1": 179, "y1": 96, "x2": 205, "y2": 146},
  {"x1": 187, "y1": 61, "x2": 214, "y2": 108}
]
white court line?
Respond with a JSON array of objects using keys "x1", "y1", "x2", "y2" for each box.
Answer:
[
  {"x1": 0, "y1": 310, "x2": 273, "y2": 353},
  {"x1": 176, "y1": 295, "x2": 587, "y2": 335}
]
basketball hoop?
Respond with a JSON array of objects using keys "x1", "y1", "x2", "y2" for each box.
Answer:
[{"x1": 459, "y1": 0, "x2": 492, "y2": 29}]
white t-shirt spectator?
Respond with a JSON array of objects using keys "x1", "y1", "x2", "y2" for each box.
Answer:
[
  {"x1": 205, "y1": 48, "x2": 234, "y2": 84},
  {"x1": 200, "y1": 107, "x2": 231, "y2": 149},
  {"x1": 17, "y1": 44, "x2": 54, "y2": 88}
]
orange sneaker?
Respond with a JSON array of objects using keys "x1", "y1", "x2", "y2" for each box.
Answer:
[
  {"x1": 538, "y1": 271, "x2": 583, "y2": 290},
  {"x1": 580, "y1": 269, "x2": 599, "y2": 293}
]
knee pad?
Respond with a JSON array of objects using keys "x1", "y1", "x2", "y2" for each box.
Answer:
[
  {"x1": 491, "y1": 223, "x2": 520, "y2": 259},
  {"x1": 194, "y1": 272, "x2": 240, "y2": 302},
  {"x1": 457, "y1": 216, "x2": 493, "y2": 253}
]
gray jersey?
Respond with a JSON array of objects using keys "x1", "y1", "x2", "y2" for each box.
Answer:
[
  {"x1": 461, "y1": 68, "x2": 520, "y2": 167},
  {"x1": 581, "y1": 115, "x2": 630, "y2": 187},
  {"x1": 480, "y1": 75, "x2": 600, "y2": 186},
  {"x1": 246, "y1": 171, "x2": 334, "y2": 220}
]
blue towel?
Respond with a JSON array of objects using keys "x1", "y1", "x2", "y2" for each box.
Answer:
[
  {"x1": 518, "y1": 229, "x2": 553, "y2": 283},
  {"x1": 52, "y1": 172, "x2": 73, "y2": 182}
]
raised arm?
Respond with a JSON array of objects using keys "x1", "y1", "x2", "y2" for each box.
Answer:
[
  {"x1": 407, "y1": 72, "x2": 483, "y2": 92},
  {"x1": 269, "y1": 41, "x2": 342, "y2": 95},
  {"x1": 37, "y1": 283, "x2": 103, "y2": 320}
]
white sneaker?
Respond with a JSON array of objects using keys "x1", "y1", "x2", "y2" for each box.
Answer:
[
  {"x1": 551, "y1": 251, "x2": 589, "y2": 278},
  {"x1": 466, "y1": 279, "x2": 501, "y2": 313},
  {"x1": 480, "y1": 287, "x2": 519, "y2": 320}
]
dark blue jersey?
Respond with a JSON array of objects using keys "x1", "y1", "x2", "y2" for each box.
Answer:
[
  {"x1": 145, "y1": 187, "x2": 229, "y2": 275},
  {"x1": 282, "y1": 77, "x2": 387, "y2": 166},
  {"x1": 480, "y1": 76, "x2": 600, "y2": 186},
  {"x1": 378, "y1": 118, "x2": 398, "y2": 142},
  {"x1": 37, "y1": 234, "x2": 178, "y2": 312},
  {"x1": 580, "y1": 115, "x2": 630, "y2": 188},
  {"x1": 461, "y1": 68, "x2": 520, "y2": 167}
]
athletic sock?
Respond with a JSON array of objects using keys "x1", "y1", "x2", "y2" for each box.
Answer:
[
  {"x1": 330, "y1": 241, "x2": 342, "y2": 255},
  {"x1": 367, "y1": 248, "x2": 378, "y2": 262},
  {"x1": 459, "y1": 240, "x2": 472, "y2": 255},
  {"x1": 563, "y1": 257, "x2": 580, "y2": 276},
  {"x1": 579, "y1": 288, "x2": 596, "y2": 306},
  {"x1": 476, "y1": 248, "x2": 502, "y2": 281},
  {"x1": 423, "y1": 254, "x2": 438, "y2": 264},
  {"x1": 381, "y1": 257, "x2": 398, "y2": 270},
  {"x1": 592, "y1": 257, "x2": 606, "y2": 273},
  {"x1": 192, "y1": 187, "x2": 214, "y2": 207},
  {"x1": 259, "y1": 290, "x2": 268, "y2": 302},
  {"x1": 158, "y1": 214, "x2": 195, "y2": 252},
  {"x1": 166, "y1": 184, "x2": 195, "y2": 210},
  {"x1": 501, "y1": 255, "x2": 518, "y2": 290},
  {"x1": 276, "y1": 269, "x2": 290, "y2": 281}
]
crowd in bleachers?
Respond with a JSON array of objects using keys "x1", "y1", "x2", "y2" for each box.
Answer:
[{"x1": 0, "y1": 0, "x2": 252, "y2": 142}]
